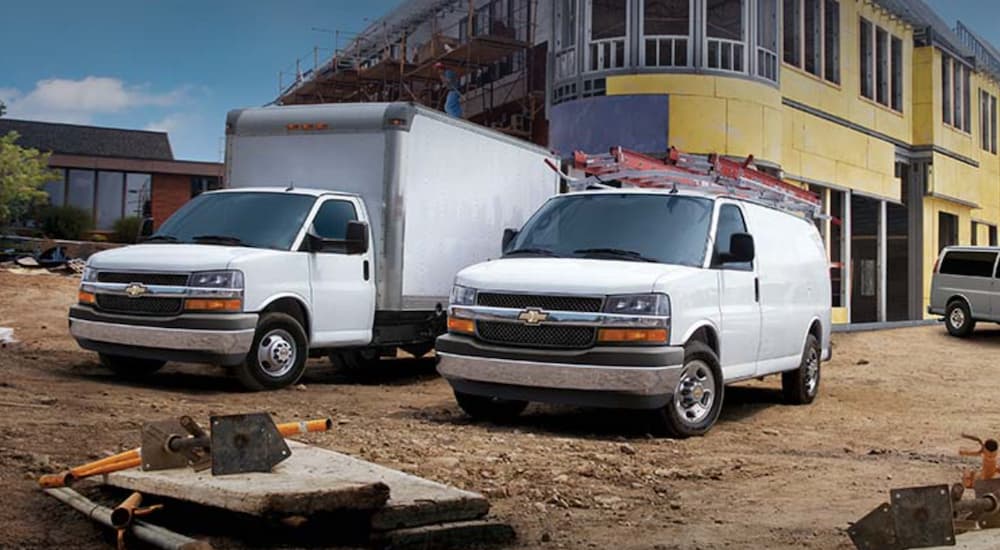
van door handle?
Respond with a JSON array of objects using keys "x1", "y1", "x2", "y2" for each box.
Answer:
[
  {"x1": 363, "y1": 260, "x2": 370, "y2": 281},
  {"x1": 754, "y1": 277, "x2": 760, "y2": 303}
]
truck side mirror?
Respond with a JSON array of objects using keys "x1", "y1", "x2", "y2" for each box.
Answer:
[
  {"x1": 502, "y1": 228, "x2": 518, "y2": 252},
  {"x1": 345, "y1": 221, "x2": 369, "y2": 255},
  {"x1": 728, "y1": 233, "x2": 755, "y2": 263}
]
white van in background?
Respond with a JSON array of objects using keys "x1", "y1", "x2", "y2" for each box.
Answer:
[
  {"x1": 437, "y1": 188, "x2": 832, "y2": 437},
  {"x1": 68, "y1": 103, "x2": 558, "y2": 390}
]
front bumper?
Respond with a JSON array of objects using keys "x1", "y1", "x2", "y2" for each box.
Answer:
[
  {"x1": 435, "y1": 333, "x2": 685, "y2": 410},
  {"x1": 69, "y1": 305, "x2": 257, "y2": 366}
]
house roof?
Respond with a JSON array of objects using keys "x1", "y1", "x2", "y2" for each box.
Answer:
[{"x1": 0, "y1": 118, "x2": 174, "y2": 161}]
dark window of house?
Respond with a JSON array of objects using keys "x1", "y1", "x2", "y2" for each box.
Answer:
[
  {"x1": 972, "y1": 221, "x2": 978, "y2": 246},
  {"x1": 592, "y1": 0, "x2": 627, "y2": 39},
  {"x1": 96, "y1": 171, "x2": 125, "y2": 230},
  {"x1": 191, "y1": 176, "x2": 222, "y2": 197},
  {"x1": 942, "y1": 56, "x2": 951, "y2": 125},
  {"x1": 890, "y1": 36, "x2": 902, "y2": 110},
  {"x1": 714, "y1": 204, "x2": 752, "y2": 271},
  {"x1": 963, "y1": 65, "x2": 972, "y2": 131},
  {"x1": 67, "y1": 170, "x2": 95, "y2": 212},
  {"x1": 783, "y1": 0, "x2": 800, "y2": 66},
  {"x1": 824, "y1": 0, "x2": 840, "y2": 83},
  {"x1": 992, "y1": 225, "x2": 998, "y2": 247},
  {"x1": 859, "y1": 18, "x2": 873, "y2": 99},
  {"x1": 803, "y1": 0, "x2": 820, "y2": 76},
  {"x1": 939, "y1": 212, "x2": 958, "y2": 252},
  {"x1": 875, "y1": 27, "x2": 888, "y2": 105},
  {"x1": 940, "y1": 250, "x2": 997, "y2": 278},
  {"x1": 125, "y1": 173, "x2": 151, "y2": 218},
  {"x1": 992, "y1": 95, "x2": 998, "y2": 154},
  {"x1": 311, "y1": 200, "x2": 358, "y2": 242}
]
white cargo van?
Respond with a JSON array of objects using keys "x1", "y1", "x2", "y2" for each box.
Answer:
[
  {"x1": 68, "y1": 103, "x2": 558, "y2": 390},
  {"x1": 437, "y1": 174, "x2": 831, "y2": 437}
]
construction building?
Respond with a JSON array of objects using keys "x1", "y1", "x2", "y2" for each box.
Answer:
[{"x1": 276, "y1": 0, "x2": 1000, "y2": 325}]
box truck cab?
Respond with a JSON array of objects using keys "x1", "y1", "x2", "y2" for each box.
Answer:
[
  {"x1": 68, "y1": 103, "x2": 558, "y2": 389},
  {"x1": 437, "y1": 188, "x2": 832, "y2": 437}
]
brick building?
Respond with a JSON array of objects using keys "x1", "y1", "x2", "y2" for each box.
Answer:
[{"x1": 0, "y1": 119, "x2": 223, "y2": 231}]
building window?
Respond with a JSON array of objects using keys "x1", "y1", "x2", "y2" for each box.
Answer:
[
  {"x1": 939, "y1": 212, "x2": 958, "y2": 251},
  {"x1": 756, "y1": 0, "x2": 778, "y2": 81},
  {"x1": 705, "y1": 0, "x2": 745, "y2": 73},
  {"x1": 859, "y1": 18, "x2": 873, "y2": 99},
  {"x1": 859, "y1": 18, "x2": 901, "y2": 112},
  {"x1": 42, "y1": 171, "x2": 66, "y2": 207},
  {"x1": 784, "y1": 0, "x2": 838, "y2": 83},
  {"x1": 943, "y1": 55, "x2": 972, "y2": 132},
  {"x1": 642, "y1": 0, "x2": 691, "y2": 67},
  {"x1": 555, "y1": 0, "x2": 578, "y2": 79},
  {"x1": 96, "y1": 171, "x2": 125, "y2": 230},
  {"x1": 992, "y1": 225, "x2": 998, "y2": 247},
  {"x1": 125, "y1": 173, "x2": 151, "y2": 218},
  {"x1": 890, "y1": 36, "x2": 902, "y2": 111},
  {"x1": 191, "y1": 176, "x2": 222, "y2": 198},
  {"x1": 782, "y1": 0, "x2": 800, "y2": 66},
  {"x1": 67, "y1": 170, "x2": 95, "y2": 212},
  {"x1": 588, "y1": 0, "x2": 629, "y2": 72}
]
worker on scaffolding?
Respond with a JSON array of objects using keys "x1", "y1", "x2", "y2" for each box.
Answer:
[{"x1": 435, "y1": 62, "x2": 462, "y2": 118}]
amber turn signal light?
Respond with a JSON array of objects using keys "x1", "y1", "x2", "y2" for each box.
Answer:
[
  {"x1": 185, "y1": 298, "x2": 242, "y2": 312},
  {"x1": 78, "y1": 290, "x2": 96, "y2": 305},
  {"x1": 597, "y1": 328, "x2": 668, "y2": 344},
  {"x1": 447, "y1": 317, "x2": 475, "y2": 334}
]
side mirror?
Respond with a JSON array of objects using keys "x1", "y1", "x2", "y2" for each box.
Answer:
[
  {"x1": 502, "y1": 228, "x2": 519, "y2": 252},
  {"x1": 728, "y1": 233, "x2": 755, "y2": 263},
  {"x1": 345, "y1": 221, "x2": 369, "y2": 255}
]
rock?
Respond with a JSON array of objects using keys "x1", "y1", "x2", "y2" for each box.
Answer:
[
  {"x1": 553, "y1": 474, "x2": 569, "y2": 483},
  {"x1": 533, "y1": 502, "x2": 547, "y2": 513},
  {"x1": 541, "y1": 532, "x2": 552, "y2": 543},
  {"x1": 762, "y1": 428, "x2": 781, "y2": 436},
  {"x1": 620, "y1": 443, "x2": 637, "y2": 455},
  {"x1": 856, "y1": 359, "x2": 870, "y2": 365},
  {"x1": 669, "y1": 501, "x2": 682, "y2": 510},
  {"x1": 36, "y1": 396, "x2": 58, "y2": 405},
  {"x1": 594, "y1": 495, "x2": 623, "y2": 507},
  {"x1": 426, "y1": 456, "x2": 460, "y2": 469}
]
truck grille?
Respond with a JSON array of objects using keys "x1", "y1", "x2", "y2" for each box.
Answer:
[
  {"x1": 476, "y1": 321, "x2": 595, "y2": 349},
  {"x1": 97, "y1": 272, "x2": 189, "y2": 286},
  {"x1": 96, "y1": 295, "x2": 183, "y2": 316},
  {"x1": 476, "y1": 293, "x2": 603, "y2": 312}
]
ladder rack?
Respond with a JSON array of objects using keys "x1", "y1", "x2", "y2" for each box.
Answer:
[{"x1": 567, "y1": 146, "x2": 822, "y2": 218}]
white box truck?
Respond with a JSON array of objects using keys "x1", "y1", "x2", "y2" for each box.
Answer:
[{"x1": 68, "y1": 102, "x2": 559, "y2": 390}]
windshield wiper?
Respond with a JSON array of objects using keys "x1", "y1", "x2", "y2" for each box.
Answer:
[
  {"x1": 192, "y1": 234, "x2": 249, "y2": 247},
  {"x1": 573, "y1": 248, "x2": 658, "y2": 263},
  {"x1": 504, "y1": 247, "x2": 560, "y2": 257},
  {"x1": 142, "y1": 234, "x2": 178, "y2": 243}
]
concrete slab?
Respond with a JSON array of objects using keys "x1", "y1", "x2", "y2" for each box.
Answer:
[
  {"x1": 102, "y1": 441, "x2": 490, "y2": 530},
  {"x1": 928, "y1": 529, "x2": 1000, "y2": 549}
]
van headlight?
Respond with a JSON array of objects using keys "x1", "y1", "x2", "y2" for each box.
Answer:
[
  {"x1": 189, "y1": 270, "x2": 244, "y2": 289},
  {"x1": 603, "y1": 293, "x2": 670, "y2": 316},
  {"x1": 449, "y1": 284, "x2": 477, "y2": 306}
]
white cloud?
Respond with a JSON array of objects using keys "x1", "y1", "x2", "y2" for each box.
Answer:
[
  {"x1": 1, "y1": 76, "x2": 188, "y2": 124},
  {"x1": 144, "y1": 113, "x2": 188, "y2": 134}
]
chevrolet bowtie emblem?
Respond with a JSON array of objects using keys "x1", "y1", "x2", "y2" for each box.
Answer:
[
  {"x1": 517, "y1": 308, "x2": 549, "y2": 325},
  {"x1": 125, "y1": 283, "x2": 148, "y2": 298}
]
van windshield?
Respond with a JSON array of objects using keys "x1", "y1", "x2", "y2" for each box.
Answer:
[
  {"x1": 506, "y1": 193, "x2": 713, "y2": 267},
  {"x1": 150, "y1": 192, "x2": 316, "y2": 250}
]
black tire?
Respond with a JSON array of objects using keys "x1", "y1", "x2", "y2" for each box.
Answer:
[
  {"x1": 99, "y1": 353, "x2": 165, "y2": 378},
  {"x1": 236, "y1": 312, "x2": 308, "y2": 391},
  {"x1": 329, "y1": 348, "x2": 381, "y2": 370},
  {"x1": 782, "y1": 334, "x2": 821, "y2": 405},
  {"x1": 945, "y1": 300, "x2": 976, "y2": 337},
  {"x1": 454, "y1": 391, "x2": 527, "y2": 423},
  {"x1": 649, "y1": 341, "x2": 724, "y2": 438}
]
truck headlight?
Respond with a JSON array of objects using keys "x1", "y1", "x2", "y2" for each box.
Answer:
[
  {"x1": 189, "y1": 270, "x2": 244, "y2": 289},
  {"x1": 81, "y1": 267, "x2": 98, "y2": 283},
  {"x1": 603, "y1": 293, "x2": 670, "y2": 316},
  {"x1": 449, "y1": 284, "x2": 477, "y2": 306}
]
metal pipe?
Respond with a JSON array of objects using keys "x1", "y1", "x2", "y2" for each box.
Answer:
[
  {"x1": 43, "y1": 487, "x2": 212, "y2": 550},
  {"x1": 955, "y1": 494, "x2": 1000, "y2": 517}
]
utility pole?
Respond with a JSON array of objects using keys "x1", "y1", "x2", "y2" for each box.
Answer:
[{"x1": 0, "y1": 100, "x2": 6, "y2": 117}]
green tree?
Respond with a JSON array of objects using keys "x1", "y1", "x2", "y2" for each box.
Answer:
[{"x1": 0, "y1": 131, "x2": 59, "y2": 228}]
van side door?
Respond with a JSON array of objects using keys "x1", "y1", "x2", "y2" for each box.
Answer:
[
  {"x1": 712, "y1": 202, "x2": 760, "y2": 380},
  {"x1": 304, "y1": 197, "x2": 376, "y2": 346}
]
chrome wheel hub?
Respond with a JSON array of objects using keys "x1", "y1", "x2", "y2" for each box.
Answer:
[
  {"x1": 257, "y1": 329, "x2": 296, "y2": 378},
  {"x1": 804, "y1": 347, "x2": 819, "y2": 395},
  {"x1": 950, "y1": 308, "x2": 965, "y2": 328},
  {"x1": 674, "y1": 360, "x2": 715, "y2": 425}
]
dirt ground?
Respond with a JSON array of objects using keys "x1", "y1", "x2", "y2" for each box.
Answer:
[{"x1": 2, "y1": 269, "x2": 1000, "y2": 550}]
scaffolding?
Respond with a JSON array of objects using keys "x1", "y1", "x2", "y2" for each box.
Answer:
[{"x1": 276, "y1": 0, "x2": 544, "y2": 141}]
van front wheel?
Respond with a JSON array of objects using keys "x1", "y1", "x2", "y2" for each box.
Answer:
[
  {"x1": 236, "y1": 312, "x2": 308, "y2": 391},
  {"x1": 650, "y1": 341, "x2": 724, "y2": 438},
  {"x1": 945, "y1": 301, "x2": 975, "y2": 337}
]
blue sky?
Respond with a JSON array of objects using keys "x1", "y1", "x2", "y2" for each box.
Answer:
[
  {"x1": 0, "y1": 0, "x2": 398, "y2": 161},
  {"x1": 0, "y1": 1, "x2": 997, "y2": 162}
]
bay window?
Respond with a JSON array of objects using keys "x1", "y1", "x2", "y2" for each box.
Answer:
[
  {"x1": 588, "y1": 0, "x2": 629, "y2": 71},
  {"x1": 705, "y1": 0, "x2": 745, "y2": 73},
  {"x1": 555, "y1": 0, "x2": 578, "y2": 79},
  {"x1": 642, "y1": 0, "x2": 691, "y2": 67},
  {"x1": 784, "y1": 0, "x2": 839, "y2": 84},
  {"x1": 757, "y1": 0, "x2": 778, "y2": 80}
]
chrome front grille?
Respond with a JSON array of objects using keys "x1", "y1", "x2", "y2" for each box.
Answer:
[
  {"x1": 97, "y1": 272, "x2": 189, "y2": 286},
  {"x1": 95, "y1": 295, "x2": 183, "y2": 316},
  {"x1": 476, "y1": 293, "x2": 603, "y2": 313},
  {"x1": 476, "y1": 321, "x2": 596, "y2": 349}
]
